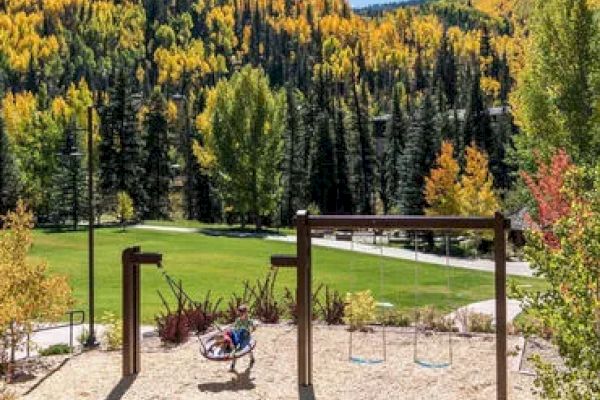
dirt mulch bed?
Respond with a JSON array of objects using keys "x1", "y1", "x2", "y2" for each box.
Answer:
[{"x1": 14, "y1": 324, "x2": 536, "y2": 400}]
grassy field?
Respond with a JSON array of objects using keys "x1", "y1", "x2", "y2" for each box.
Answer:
[{"x1": 31, "y1": 227, "x2": 543, "y2": 323}]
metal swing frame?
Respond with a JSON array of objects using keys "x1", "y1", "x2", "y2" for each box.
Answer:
[
  {"x1": 412, "y1": 232, "x2": 453, "y2": 369},
  {"x1": 346, "y1": 233, "x2": 391, "y2": 365},
  {"x1": 271, "y1": 211, "x2": 510, "y2": 400}
]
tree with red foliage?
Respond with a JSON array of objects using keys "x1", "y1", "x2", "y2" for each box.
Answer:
[{"x1": 521, "y1": 149, "x2": 574, "y2": 247}]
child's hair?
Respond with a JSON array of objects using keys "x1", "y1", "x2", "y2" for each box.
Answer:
[{"x1": 238, "y1": 304, "x2": 249, "y2": 314}]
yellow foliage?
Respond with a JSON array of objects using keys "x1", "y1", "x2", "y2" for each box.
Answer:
[
  {"x1": 116, "y1": 191, "x2": 134, "y2": 228},
  {"x1": 480, "y1": 76, "x2": 501, "y2": 98},
  {"x1": 344, "y1": 290, "x2": 377, "y2": 330},
  {"x1": 0, "y1": 12, "x2": 59, "y2": 72},
  {"x1": 1, "y1": 92, "x2": 37, "y2": 142},
  {"x1": 424, "y1": 141, "x2": 462, "y2": 216},
  {"x1": 154, "y1": 39, "x2": 211, "y2": 86},
  {"x1": 458, "y1": 144, "x2": 499, "y2": 217},
  {"x1": 0, "y1": 201, "x2": 72, "y2": 358}
]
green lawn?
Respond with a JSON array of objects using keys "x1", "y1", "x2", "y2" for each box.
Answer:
[{"x1": 31, "y1": 227, "x2": 543, "y2": 323}]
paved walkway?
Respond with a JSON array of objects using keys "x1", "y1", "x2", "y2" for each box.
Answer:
[
  {"x1": 133, "y1": 224, "x2": 533, "y2": 277},
  {"x1": 14, "y1": 325, "x2": 155, "y2": 360},
  {"x1": 448, "y1": 299, "x2": 523, "y2": 332}
]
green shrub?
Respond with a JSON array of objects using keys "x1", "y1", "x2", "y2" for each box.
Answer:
[
  {"x1": 315, "y1": 285, "x2": 344, "y2": 325},
  {"x1": 415, "y1": 306, "x2": 453, "y2": 332},
  {"x1": 344, "y1": 290, "x2": 376, "y2": 331},
  {"x1": 379, "y1": 309, "x2": 411, "y2": 327},
  {"x1": 100, "y1": 311, "x2": 122, "y2": 350},
  {"x1": 39, "y1": 343, "x2": 71, "y2": 356},
  {"x1": 467, "y1": 312, "x2": 494, "y2": 333}
]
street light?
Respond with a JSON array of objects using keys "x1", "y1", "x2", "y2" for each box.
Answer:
[{"x1": 85, "y1": 106, "x2": 98, "y2": 348}]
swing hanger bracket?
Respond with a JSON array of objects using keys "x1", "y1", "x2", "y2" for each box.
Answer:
[
  {"x1": 123, "y1": 248, "x2": 162, "y2": 266},
  {"x1": 270, "y1": 254, "x2": 297, "y2": 269}
]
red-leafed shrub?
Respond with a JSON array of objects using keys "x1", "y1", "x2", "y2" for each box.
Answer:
[
  {"x1": 247, "y1": 270, "x2": 284, "y2": 323},
  {"x1": 185, "y1": 291, "x2": 222, "y2": 334},
  {"x1": 156, "y1": 312, "x2": 190, "y2": 344},
  {"x1": 521, "y1": 149, "x2": 574, "y2": 248}
]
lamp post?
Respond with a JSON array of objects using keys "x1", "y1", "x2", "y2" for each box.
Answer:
[{"x1": 85, "y1": 106, "x2": 98, "y2": 347}]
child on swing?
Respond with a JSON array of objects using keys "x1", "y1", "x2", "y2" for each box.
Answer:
[
  {"x1": 211, "y1": 305, "x2": 255, "y2": 370},
  {"x1": 228, "y1": 304, "x2": 255, "y2": 370}
]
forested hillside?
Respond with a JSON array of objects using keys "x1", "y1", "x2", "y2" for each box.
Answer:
[{"x1": 0, "y1": 0, "x2": 595, "y2": 226}]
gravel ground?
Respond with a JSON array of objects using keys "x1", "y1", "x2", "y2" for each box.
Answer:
[{"x1": 15, "y1": 324, "x2": 537, "y2": 400}]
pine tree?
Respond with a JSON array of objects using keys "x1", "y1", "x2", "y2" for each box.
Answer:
[
  {"x1": 397, "y1": 92, "x2": 438, "y2": 215},
  {"x1": 309, "y1": 112, "x2": 336, "y2": 213},
  {"x1": 461, "y1": 63, "x2": 493, "y2": 159},
  {"x1": 348, "y1": 79, "x2": 376, "y2": 214},
  {"x1": 281, "y1": 86, "x2": 307, "y2": 224},
  {"x1": 434, "y1": 32, "x2": 457, "y2": 108},
  {"x1": 383, "y1": 86, "x2": 406, "y2": 213},
  {"x1": 99, "y1": 67, "x2": 147, "y2": 216},
  {"x1": 143, "y1": 87, "x2": 172, "y2": 219},
  {"x1": 334, "y1": 107, "x2": 353, "y2": 214},
  {"x1": 49, "y1": 119, "x2": 87, "y2": 229},
  {"x1": 414, "y1": 49, "x2": 428, "y2": 92},
  {"x1": 0, "y1": 117, "x2": 20, "y2": 216}
]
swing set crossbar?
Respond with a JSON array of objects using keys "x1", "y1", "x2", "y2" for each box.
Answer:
[{"x1": 280, "y1": 211, "x2": 510, "y2": 400}]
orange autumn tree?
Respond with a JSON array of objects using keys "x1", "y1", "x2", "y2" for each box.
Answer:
[
  {"x1": 424, "y1": 140, "x2": 461, "y2": 216},
  {"x1": 0, "y1": 201, "x2": 72, "y2": 363}
]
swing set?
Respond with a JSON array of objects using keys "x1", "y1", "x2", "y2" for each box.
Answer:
[{"x1": 271, "y1": 211, "x2": 510, "y2": 400}]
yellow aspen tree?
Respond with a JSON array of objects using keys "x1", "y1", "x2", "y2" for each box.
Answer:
[
  {"x1": 458, "y1": 144, "x2": 499, "y2": 216},
  {"x1": 424, "y1": 140, "x2": 461, "y2": 216},
  {"x1": 0, "y1": 201, "x2": 72, "y2": 364}
]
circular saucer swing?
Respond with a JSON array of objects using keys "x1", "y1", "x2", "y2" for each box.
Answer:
[{"x1": 156, "y1": 263, "x2": 257, "y2": 363}]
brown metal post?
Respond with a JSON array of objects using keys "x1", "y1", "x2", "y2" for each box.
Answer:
[
  {"x1": 296, "y1": 210, "x2": 312, "y2": 387},
  {"x1": 494, "y1": 212, "x2": 508, "y2": 400},
  {"x1": 122, "y1": 247, "x2": 162, "y2": 377},
  {"x1": 122, "y1": 246, "x2": 139, "y2": 376}
]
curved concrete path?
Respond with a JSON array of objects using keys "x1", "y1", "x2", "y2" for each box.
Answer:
[{"x1": 133, "y1": 224, "x2": 533, "y2": 277}]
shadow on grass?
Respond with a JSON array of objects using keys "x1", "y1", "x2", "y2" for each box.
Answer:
[
  {"x1": 105, "y1": 375, "x2": 136, "y2": 400},
  {"x1": 200, "y1": 227, "x2": 285, "y2": 238},
  {"x1": 197, "y1": 364, "x2": 255, "y2": 393}
]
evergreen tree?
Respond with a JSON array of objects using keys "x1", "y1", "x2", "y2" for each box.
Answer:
[
  {"x1": 142, "y1": 87, "x2": 172, "y2": 219},
  {"x1": 413, "y1": 50, "x2": 428, "y2": 92},
  {"x1": 333, "y1": 107, "x2": 353, "y2": 214},
  {"x1": 99, "y1": 67, "x2": 147, "y2": 216},
  {"x1": 309, "y1": 112, "x2": 336, "y2": 213},
  {"x1": 348, "y1": 79, "x2": 376, "y2": 214},
  {"x1": 434, "y1": 31, "x2": 457, "y2": 108},
  {"x1": 281, "y1": 86, "x2": 307, "y2": 224},
  {"x1": 383, "y1": 86, "x2": 406, "y2": 213},
  {"x1": 49, "y1": 119, "x2": 87, "y2": 229},
  {"x1": 0, "y1": 117, "x2": 20, "y2": 216},
  {"x1": 397, "y1": 92, "x2": 438, "y2": 215},
  {"x1": 461, "y1": 63, "x2": 493, "y2": 159}
]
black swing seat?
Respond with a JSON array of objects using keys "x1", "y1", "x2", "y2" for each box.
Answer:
[{"x1": 198, "y1": 331, "x2": 256, "y2": 362}]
